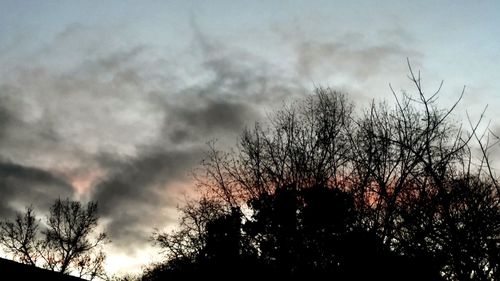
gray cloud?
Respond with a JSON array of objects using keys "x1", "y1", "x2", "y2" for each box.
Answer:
[
  {"x1": 0, "y1": 84, "x2": 75, "y2": 218},
  {"x1": 92, "y1": 147, "x2": 203, "y2": 250},
  {"x1": 0, "y1": 101, "x2": 11, "y2": 141},
  {"x1": 164, "y1": 98, "x2": 257, "y2": 144},
  {"x1": 0, "y1": 19, "x2": 420, "y2": 261},
  {"x1": 296, "y1": 41, "x2": 411, "y2": 79},
  {"x1": 291, "y1": 30, "x2": 422, "y2": 85},
  {"x1": 0, "y1": 161, "x2": 74, "y2": 217}
]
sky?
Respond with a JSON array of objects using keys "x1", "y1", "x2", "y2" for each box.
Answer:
[{"x1": 1, "y1": 0, "x2": 499, "y2": 275}]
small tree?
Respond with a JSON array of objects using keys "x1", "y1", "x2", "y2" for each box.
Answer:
[
  {"x1": 0, "y1": 206, "x2": 39, "y2": 266},
  {"x1": 0, "y1": 198, "x2": 108, "y2": 280}
]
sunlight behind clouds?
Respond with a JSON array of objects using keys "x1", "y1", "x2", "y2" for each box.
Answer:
[{"x1": 1, "y1": 0, "x2": 499, "y2": 275}]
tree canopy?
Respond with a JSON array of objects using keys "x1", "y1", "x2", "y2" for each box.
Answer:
[{"x1": 149, "y1": 68, "x2": 499, "y2": 281}]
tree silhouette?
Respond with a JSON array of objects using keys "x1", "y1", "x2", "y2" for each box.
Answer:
[
  {"x1": 0, "y1": 198, "x2": 108, "y2": 280},
  {"x1": 0, "y1": 206, "x2": 40, "y2": 266},
  {"x1": 153, "y1": 197, "x2": 226, "y2": 264},
  {"x1": 149, "y1": 66, "x2": 499, "y2": 280}
]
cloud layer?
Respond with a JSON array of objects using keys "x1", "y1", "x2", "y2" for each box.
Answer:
[{"x1": 0, "y1": 21, "x2": 420, "y2": 270}]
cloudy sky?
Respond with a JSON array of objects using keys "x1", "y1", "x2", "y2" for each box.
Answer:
[{"x1": 1, "y1": 0, "x2": 499, "y2": 275}]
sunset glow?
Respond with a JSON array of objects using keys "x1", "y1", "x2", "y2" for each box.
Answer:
[{"x1": 1, "y1": 0, "x2": 499, "y2": 277}]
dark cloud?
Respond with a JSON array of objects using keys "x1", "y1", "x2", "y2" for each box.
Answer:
[
  {"x1": 92, "y1": 147, "x2": 204, "y2": 250},
  {"x1": 165, "y1": 98, "x2": 257, "y2": 144},
  {"x1": 0, "y1": 161, "x2": 74, "y2": 217}
]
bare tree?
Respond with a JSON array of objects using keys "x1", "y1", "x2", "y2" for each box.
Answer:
[
  {"x1": 198, "y1": 88, "x2": 354, "y2": 206},
  {"x1": 0, "y1": 198, "x2": 108, "y2": 280},
  {"x1": 43, "y1": 199, "x2": 107, "y2": 275},
  {"x1": 150, "y1": 64, "x2": 499, "y2": 280},
  {"x1": 0, "y1": 206, "x2": 40, "y2": 266},
  {"x1": 153, "y1": 196, "x2": 227, "y2": 263},
  {"x1": 73, "y1": 250, "x2": 107, "y2": 280},
  {"x1": 349, "y1": 62, "x2": 499, "y2": 280}
]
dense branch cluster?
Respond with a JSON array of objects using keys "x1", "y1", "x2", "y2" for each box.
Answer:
[{"x1": 151, "y1": 69, "x2": 499, "y2": 280}]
